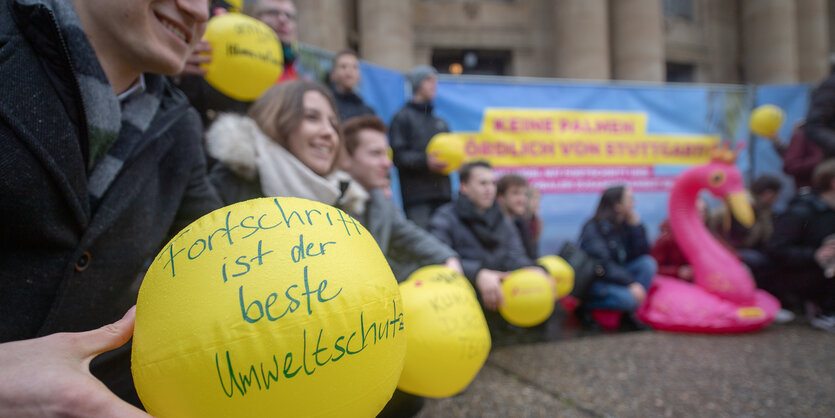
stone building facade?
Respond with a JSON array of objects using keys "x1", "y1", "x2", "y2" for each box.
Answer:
[{"x1": 296, "y1": 0, "x2": 833, "y2": 84}]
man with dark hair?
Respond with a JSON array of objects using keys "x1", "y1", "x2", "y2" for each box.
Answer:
[
  {"x1": 0, "y1": 0, "x2": 221, "y2": 415},
  {"x1": 339, "y1": 115, "x2": 461, "y2": 281},
  {"x1": 497, "y1": 174, "x2": 538, "y2": 260},
  {"x1": 428, "y1": 161, "x2": 550, "y2": 310},
  {"x1": 767, "y1": 159, "x2": 835, "y2": 331},
  {"x1": 329, "y1": 50, "x2": 376, "y2": 121},
  {"x1": 389, "y1": 65, "x2": 451, "y2": 228}
]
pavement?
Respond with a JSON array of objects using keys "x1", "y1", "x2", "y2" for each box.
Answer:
[{"x1": 416, "y1": 322, "x2": 835, "y2": 417}]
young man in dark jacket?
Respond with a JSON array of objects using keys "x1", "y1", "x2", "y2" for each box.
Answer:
[
  {"x1": 428, "y1": 161, "x2": 549, "y2": 311},
  {"x1": 766, "y1": 159, "x2": 835, "y2": 331},
  {"x1": 389, "y1": 65, "x2": 452, "y2": 228},
  {"x1": 0, "y1": 0, "x2": 221, "y2": 416}
]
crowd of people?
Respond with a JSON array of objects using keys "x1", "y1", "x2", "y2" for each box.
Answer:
[{"x1": 1, "y1": 0, "x2": 834, "y2": 417}]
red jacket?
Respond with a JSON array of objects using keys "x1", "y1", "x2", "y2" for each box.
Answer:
[
  {"x1": 783, "y1": 123, "x2": 824, "y2": 189},
  {"x1": 651, "y1": 221, "x2": 690, "y2": 279}
]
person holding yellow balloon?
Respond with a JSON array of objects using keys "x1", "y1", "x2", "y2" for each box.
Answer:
[
  {"x1": 390, "y1": 65, "x2": 453, "y2": 228},
  {"x1": 338, "y1": 115, "x2": 463, "y2": 281},
  {"x1": 0, "y1": 0, "x2": 225, "y2": 415},
  {"x1": 176, "y1": 0, "x2": 301, "y2": 128},
  {"x1": 428, "y1": 161, "x2": 554, "y2": 313}
]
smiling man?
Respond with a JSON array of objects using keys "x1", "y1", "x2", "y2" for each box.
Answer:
[
  {"x1": 339, "y1": 115, "x2": 461, "y2": 282},
  {"x1": 0, "y1": 0, "x2": 221, "y2": 416}
]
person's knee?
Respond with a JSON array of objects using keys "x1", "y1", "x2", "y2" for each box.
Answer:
[{"x1": 631, "y1": 255, "x2": 657, "y2": 288}]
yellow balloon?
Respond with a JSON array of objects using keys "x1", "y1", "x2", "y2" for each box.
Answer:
[
  {"x1": 498, "y1": 269, "x2": 555, "y2": 327},
  {"x1": 426, "y1": 133, "x2": 466, "y2": 175},
  {"x1": 132, "y1": 197, "x2": 406, "y2": 418},
  {"x1": 225, "y1": 0, "x2": 243, "y2": 13},
  {"x1": 749, "y1": 104, "x2": 784, "y2": 137},
  {"x1": 397, "y1": 266, "x2": 491, "y2": 398},
  {"x1": 201, "y1": 14, "x2": 283, "y2": 101},
  {"x1": 537, "y1": 255, "x2": 574, "y2": 299}
]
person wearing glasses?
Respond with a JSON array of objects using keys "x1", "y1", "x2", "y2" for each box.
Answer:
[{"x1": 176, "y1": 0, "x2": 302, "y2": 128}]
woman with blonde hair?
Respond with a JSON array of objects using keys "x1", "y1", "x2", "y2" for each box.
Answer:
[{"x1": 206, "y1": 80, "x2": 366, "y2": 212}]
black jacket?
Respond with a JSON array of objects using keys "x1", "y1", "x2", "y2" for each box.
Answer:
[
  {"x1": 0, "y1": 0, "x2": 222, "y2": 340},
  {"x1": 767, "y1": 192, "x2": 835, "y2": 276},
  {"x1": 332, "y1": 87, "x2": 376, "y2": 121},
  {"x1": 578, "y1": 219, "x2": 651, "y2": 286},
  {"x1": 428, "y1": 200, "x2": 534, "y2": 282},
  {"x1": 389, "y1": 101, "x2": 451, "y2": 205},
  {"x1": 805, "y1": 72, "x2": 835, "y2": 157}
]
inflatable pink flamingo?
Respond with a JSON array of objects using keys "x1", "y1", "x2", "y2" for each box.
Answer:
[{"x1": 637, "y1": 148, "x2": 780, "y2": 333}]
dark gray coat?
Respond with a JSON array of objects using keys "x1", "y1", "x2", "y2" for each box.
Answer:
[
  {"x1": 359, "y1": 189, "x2": 457, "y2": 281},
  {"x1": 0, "y1": 0, "x2": 222, "y2": 341},
  {"x1": 389, "y1": 101, "x2": 452, "y2": 205},
  {"x1": 428, "y1": 201, "x2": 534, "y2": 282}
]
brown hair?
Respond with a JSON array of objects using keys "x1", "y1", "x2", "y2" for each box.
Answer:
[
  {"x1": 248, "y1": 80, "x2": 340, "y2": 147},
  {"x1": 341, "y1": 115, "x2": 387, "y2": 156},
  {"x1": 496, "y1": 174, "x2": 528, "y2": 196},
  {"x1": 812, "y1": 158, "x2": 835, "y2": 192},
  {"x1": 248, "y1": 80, "x2": 342, "y2": 173}
]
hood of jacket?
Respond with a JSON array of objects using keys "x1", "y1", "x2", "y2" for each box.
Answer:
[{"x1": 205, "y1": 113, "x2": 262, "y2": 180}]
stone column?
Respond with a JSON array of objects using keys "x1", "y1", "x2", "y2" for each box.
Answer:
[
  {"x1": 703, "y1": 0, "x2": 741, "y2": 84},
  {"x1": 741, "y1": 0, "x2": 798, "y2": 83},
  {"x1": 296, "y1": 0, "x2": 349, "y2": 52},
  {"x1": 553, "y1": 0, "x2": 610, "y2": 79},
  {"x1": 796, "y1": 0, "x2": 829, "y2": 83},
  {"x1": 609, "y1": 0, "x2": 664, "y2": 82},
  {"x1": 358, "y1": 0, "x2": 414, "y2": 71}
]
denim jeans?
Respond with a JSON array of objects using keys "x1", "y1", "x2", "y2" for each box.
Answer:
[{"x1": 585, "y1": 255, "x2": 657, "y2": 312}]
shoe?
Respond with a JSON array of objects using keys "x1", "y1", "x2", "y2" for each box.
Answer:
[
  {"x1": 810, "y1": 314, "x2": 835, "y2": 333},
  {"x1": 773, "y1": 309, "x2": 795, "y2": 324}
]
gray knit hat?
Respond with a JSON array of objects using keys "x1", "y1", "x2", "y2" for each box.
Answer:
[{"x1": 406, "y1": 65, "x2": 438, "y2": 92}]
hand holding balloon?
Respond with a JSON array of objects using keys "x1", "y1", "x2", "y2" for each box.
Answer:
[
  {"x1": 427, "y1": 152, "x2": 449, "y2": 174},
  {"x1": 0, "y1": 307, "x2": 150, "y2": 418},
  {"x1": 475, "y1": 269, "x2": 506, "y2": 310},
  {"x1": 444, "y1": 257, "x2": 464, "y2": 275},
  {"x1": 180, "y1": 40, "x2": 212, "y2": 77}
]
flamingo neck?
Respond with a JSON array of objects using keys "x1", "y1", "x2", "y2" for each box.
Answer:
[{"x1": 668, "y1": 177, "x2": 731, "y2": 267}]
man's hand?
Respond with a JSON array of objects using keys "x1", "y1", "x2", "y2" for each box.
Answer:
[
  {"x1": 427, "y1": 152, "x2": 449, "y2": 174},
  {"x1": 444, "y1": 257, "x2": 464, "y2": 275},
  {"x1": 0, "y1": 307, "x2": 151, "y2": 418},
  {"x1": 476, "y1": 269, "x2": 507, "y2": 311},
  {"x1": 180, "y1": 40, "x2": 212, "y2": 77}
]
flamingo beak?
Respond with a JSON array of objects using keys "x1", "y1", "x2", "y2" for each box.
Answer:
[{"x1": 726, "y1": 191, "x2": 754, "y2": 228}]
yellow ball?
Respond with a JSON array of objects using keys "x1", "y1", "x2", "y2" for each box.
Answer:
[
  {"x1": 397, "y1": 266, "x2": 491, "y2": 398},
  {"x1": 537, "y1": 255, "x2": 575, "y2": 299},
  {"x1": 426, "y1": 133, "x2": 466, "y2": 175},
  {"x1": 498, "y1": 269, "x2": 555, "y2": 327},
  {"x1": 749, "y1": 104, "x2": 784, "y2": 137},
  {"x1": 201, "y1": 13, "x2": 283, "y2": 101},
  {"x1": 132, "y1": 197, "x2": 406, "y2": 418},
  {"x1": 225, "y1": 0, "x2": 242, "y2": 13}
]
